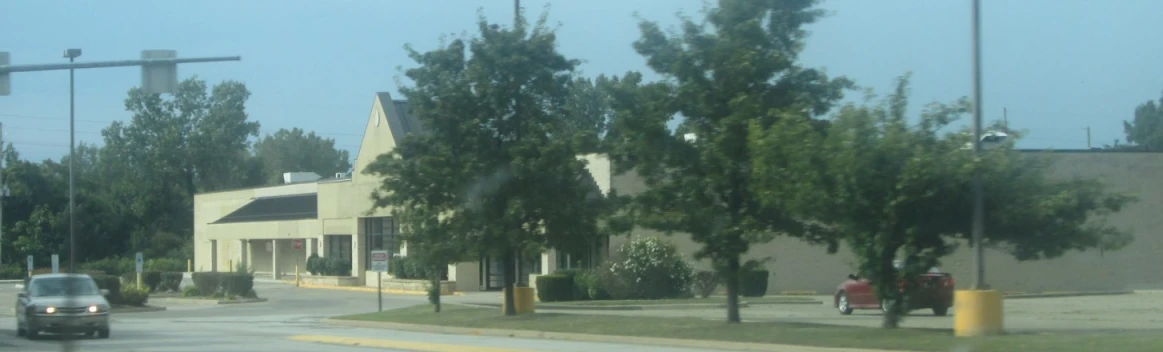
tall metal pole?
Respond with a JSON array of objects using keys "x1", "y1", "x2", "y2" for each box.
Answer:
[
  {"x1": 0, "y1": 121, "x2": 5, "y2": 265},
  {"x1": 970, "y1": 0, "x2": 987, "y2": 290},
  {"x1": 514, "y1": 0, "x2": 520, "y2": 24},
  {"x1": 68, "y1": 54, "x2": 77, "y2": 274}
]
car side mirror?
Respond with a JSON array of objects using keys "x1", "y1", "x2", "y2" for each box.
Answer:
[
  {"x1": 847, "y1": 274, "x2": 858, "y2": 280},
  {"x1": 99, "y1": 289, "x2": 110, "y2": 296}
]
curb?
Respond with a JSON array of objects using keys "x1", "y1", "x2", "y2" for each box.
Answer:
[
  {"x1": 466, "y1": 299, "x2": 824, "y2": 311},
  {"x1": 112, "y1": 305, "x2": 167, "y2": 313},
  {"x1": 296, "y1": 283, "x2": 464, "y2": 296},
  {"x1": 1003, "y1": 290, "x2": 1133, "y2": 299},
  {"x1": 321, "y1": 318, "x2": 902, "y2": 352},
  {"x1": 151, "y1": 297, "x2": 269, "y2": 306}
]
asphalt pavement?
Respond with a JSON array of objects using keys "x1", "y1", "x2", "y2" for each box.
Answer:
[{"x1": 0, "y1": 281, "x2": 727, "y2": 352}]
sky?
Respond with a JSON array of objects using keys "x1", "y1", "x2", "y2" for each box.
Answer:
[{"x1": 2, "y1": 0, "x2": 1162, "y2": 163}]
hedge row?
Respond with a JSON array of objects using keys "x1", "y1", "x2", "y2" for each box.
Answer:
[
  {"x1": 306, "y1": 255, "x2": 351, "y2": 276},
  {"x1": 190, "y1": 272, "x2": 254, "y2": 297}
]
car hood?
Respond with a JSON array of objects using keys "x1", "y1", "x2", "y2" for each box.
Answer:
[{"x1": 29, "y1": 295, "x2": 109, "y2": 307}]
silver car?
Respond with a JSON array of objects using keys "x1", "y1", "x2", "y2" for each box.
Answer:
[{"x1": 14, "y1": 273, "x2": 112, "y2": 339}]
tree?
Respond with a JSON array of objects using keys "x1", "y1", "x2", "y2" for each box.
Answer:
[
  {"x1": 254, "y1": 127, "x2": 351, "y2": 184},
  {"x1": 101, "y1": 77, "x2": 260, "y2": 251},
  {"x1": 1122, "y1": 90, "x2": 1163, "y2": 150},
  {"x1": 366, "y1": 10, "x2": 608, "y2": 316},
  {"x1": 606, "y1": 0, "x2": 851, "y2": 323},
  {"x1": 751, "y1": 74, "x2": 1136, "y2": 328}
]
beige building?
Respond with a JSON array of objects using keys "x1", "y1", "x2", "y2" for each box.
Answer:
[
  {"x1": 193, "y1": 92, "x2": 611, "y2": 291},
  {"x1": 194, "y1": 92, "x2": 1161, "y2": 294}
]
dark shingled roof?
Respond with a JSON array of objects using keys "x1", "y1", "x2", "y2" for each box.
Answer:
[
  {"x1": 377, "y1": 92, "x2": 425, "y2": 138},
  {"x1": 210, "y1": 194, "x2": 318, "y2": 224}
]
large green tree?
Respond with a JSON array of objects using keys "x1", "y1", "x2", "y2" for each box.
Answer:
[
  {"x1": 1122, "y1": 90, "x2": 1163, "y2": 150},
  {"x1": 751, "y1": 75, "x2": 1136, "y2": 328},
  {"x1": 606, "y1": 0, "x2": 851, "y2": 323},
  {"x1": 101, "y1": 77, "x2": 260, "y2": 256},
  {"x1": 366, "y1": 11, "x2": 608, "y2": 316},
  {"x1": 254, "y1": 127, "x2": 351, "y2": 184}
]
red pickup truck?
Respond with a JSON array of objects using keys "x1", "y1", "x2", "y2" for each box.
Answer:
[{"x1": 833, "y1": 264, "x2": 955, "y2": 316}]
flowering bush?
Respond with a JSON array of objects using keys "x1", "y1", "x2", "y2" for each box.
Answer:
[{"x1": 602, "y1": 237, "x2": 694, "y2": 300}]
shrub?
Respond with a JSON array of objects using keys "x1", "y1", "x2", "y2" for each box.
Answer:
[
  {"x1": 191, "y1": 272, "x2": 223, "y2": 295},
  {"x1": 182, "y1": 286, "x2": 200, "y2": 297},
  {"x1": 535, "y1": 274, "x2": 574, "y2": 302},
  {"x1": 91, "y1": 274, "x2": 123, "y2": 305},
  {"x1": 220, "y1": 273, "x2": 255, "y2": 297},
  {"x1": 160, "y1": 272, "x2": 183, "y2": 292},
  {"x1": 570, "y1": 270, "x2": 609, "y2": 301},
  {"x1": 740, "y1": 269, "x2": 770, "y2": 297},
  {"x1": 602, "y1": 237, "x2": 694, "y2": 300},
  {"x1": 306, "y1": 254, "x2": 323, "y2": 275},
  {"x1": 0, "y1": 264, "x2": 24, "y2": 279},
  {"x1": 145, "y1": 258, "x2": 186, "y2": 272},
  {"x1": 390, "y1": 257, "x2": 428, "y2": 279},
  {"x1": 120, "y1": 285, "x2": 150, "y2": 306},
  {"x1": 81, "y1": 257, "x2": 134, "y2": 276},
  {"x1": 142, "y1": 271, "x2": 163, "y2": 292},
  {"x1": 323, "y1": 257, "x2": 351, "y2": 276},
  {"x1": 693, "y1": 271, "x2": 720, "y2": 298}
]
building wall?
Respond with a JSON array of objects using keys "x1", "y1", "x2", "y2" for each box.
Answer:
[
  {"x1": 608, "y1": 152, "x2": 1163, "y2": 294},
  {"x1": 193, "y1": 183, "x2": 320, "y2": 272}
]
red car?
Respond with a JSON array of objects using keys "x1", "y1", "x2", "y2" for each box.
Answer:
[{"x1": 833, "y1": 263, "x2": 955, "y2": 316}]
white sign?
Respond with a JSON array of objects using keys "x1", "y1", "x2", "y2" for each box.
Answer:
[
  {"x1": 370, "y1": 250, "x2": 389, "y2": 272},
  {"x1": 135, "y1": 252, "x2": 144, "y2": 273},
  {"x1": 51, "y1": 254, "x2": 59, "y2": 273},
  {"x1": 26, "y1": 255, "x2": 32, "y2": 273}
]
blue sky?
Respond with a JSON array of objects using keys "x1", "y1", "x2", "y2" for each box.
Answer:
[{"x1": 2, "y1": 0, "x2": 1162, "y2": 162}]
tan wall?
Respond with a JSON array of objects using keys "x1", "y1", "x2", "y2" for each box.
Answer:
[
  {"x1": 608, "y1": 152, "x2": 1163, "y2": 294},
  {"x1": 352, "y1": 96, "x2": 397, "y2": 185}
]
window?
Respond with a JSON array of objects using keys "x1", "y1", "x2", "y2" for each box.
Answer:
[
  {"x1": 325, "y1": 235, "x2": 351, "y2": 262},
  {"x1": 364, "y1": 217, "x2": 399, "y2": 269}
]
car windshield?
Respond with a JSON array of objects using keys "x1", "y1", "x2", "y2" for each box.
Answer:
[{"x1": 29, "y1": 277, "x2": 101, "y2": 297}]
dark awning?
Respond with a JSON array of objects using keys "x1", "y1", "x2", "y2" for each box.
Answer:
[{"x1": 210, "y1": 194, "x2": 318, "y2": 224}]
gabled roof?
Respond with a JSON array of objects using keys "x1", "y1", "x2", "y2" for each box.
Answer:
[
  {"x1": 378, "y1": 92, "x2": 425, "y2": 138},
  {"x1": 210, "y1": 194, "x2": 318, "y2": 224}
]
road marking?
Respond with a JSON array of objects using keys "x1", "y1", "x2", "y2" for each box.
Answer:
[{"x1": 288, "y1": 335, "x2": 536, "y2": 352}]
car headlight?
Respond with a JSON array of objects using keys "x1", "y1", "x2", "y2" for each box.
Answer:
[
  {"x1": 44, "y1": 306, "x2": 56, "y2": 314},
  {"x1": 88, "y1": 305, "x2": 98, "y2": 313}
]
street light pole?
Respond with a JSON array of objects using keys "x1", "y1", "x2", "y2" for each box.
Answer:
[
  {"x1": 969, "y1": 0, "x2": 987, "y2": 290},
  {"x1": 64, "y1": 48, "x2": 80, "y2": 274}
]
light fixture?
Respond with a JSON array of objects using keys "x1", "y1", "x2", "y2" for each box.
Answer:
[
  {"x1": 45, "y1": 306, "x2": 56, "y2": 314},
  {"x1": 88, "y1": 305, "x2": 98, "y2": 313}
]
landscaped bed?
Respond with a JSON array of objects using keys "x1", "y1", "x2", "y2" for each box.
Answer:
[{"x1": 335, "y1": 304, "x2": 1163, "y2": 352}]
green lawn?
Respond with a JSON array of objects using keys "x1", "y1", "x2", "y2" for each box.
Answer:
[
  {"x1": 336, "y1": 304, "x2": 1163, "y2": 352},
  {"x1": 552, "y1": 296, "x2": 819, "y2": 306}
]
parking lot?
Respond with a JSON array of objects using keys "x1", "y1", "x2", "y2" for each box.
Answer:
[{"x1": 534, "y1": 292, "x2": 1163, "y2": 333}]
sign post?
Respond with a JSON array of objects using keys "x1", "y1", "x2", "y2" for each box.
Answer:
[
  {"x1": 292, "y1": 239, "x2": 303, "y2": 250},
  {"x1": 50, "y1": 254, "x2": 59, "y2": 274},
  {"x1": 26, "y1": 255, "x2": 32, "y2": 277},
  {"x1": 370, "y1": 250, "x2": 389, "y2": 312},
  {"x1": 135, "y1": 252, "x2": 144, "y2": 288}
]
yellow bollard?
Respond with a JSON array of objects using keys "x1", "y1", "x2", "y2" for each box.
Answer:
[
  {"x1": 136, "y1": 272, "x2": 142, "y2": 288},
  {"x1": 953, "y1": 290, "x2": 1004, "y2": 336},
  {"x1": 501, "y1": 287, "x2": 536, "y2": 315},
  {"x1": 295, "y1": 265, "x2": 300, "y2": 287},
  {"x1": 187, "y1": 259, "x2": 191, "y2": 272}
]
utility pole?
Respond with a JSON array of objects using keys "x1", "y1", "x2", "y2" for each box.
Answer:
[
  {"x1": 0, "y1": 121, "x2": 5, "y2": 265},
  {"x1": 515, "y1": 0, "x2": 520, "y2": 24},
  {"x1": 1002, "y1": 107, "x2": 1008, "y2": 131},
  {"x1": 65, "y1": 49, "x2": 79, "y2": 274}
]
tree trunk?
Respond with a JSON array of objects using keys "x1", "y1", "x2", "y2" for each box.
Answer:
[
  {"x1": 724, "y1": 255, "x2": 742, "y2": 324},
  {"x1": 431, "y1": 268, "x2": 442, "y2": 313},
  {"x1": 502, "y1": 248, "x2": 517, "y2": 316}
]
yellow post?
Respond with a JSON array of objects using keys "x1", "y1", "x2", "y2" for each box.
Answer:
[
  {"x1": 953, "y1": 289, "x2": 1004, "y2": 336},
  {"x1": 295, "y1": 265, "x2": 300, "y2": 287},
  {"x1": 187, "y1": 259, "x2": 191, "y2": 272},
  {"x1": 136, "y1": 272, "x2": 142, "y2": 288},
  {"x1": 501, "y1": 287, "x2": 536, "y2": 315}
]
